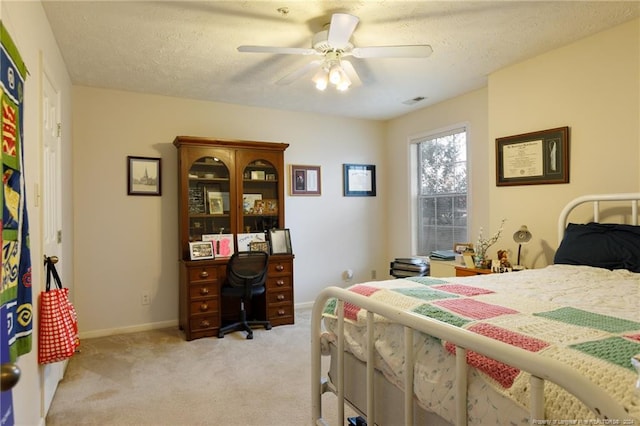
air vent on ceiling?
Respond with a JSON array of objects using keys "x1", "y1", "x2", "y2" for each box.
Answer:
[{"x1": 402, "y1": 96, "x2": 426, "y2": 105}]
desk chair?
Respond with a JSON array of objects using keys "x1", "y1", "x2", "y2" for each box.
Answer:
[{"x1": 218, "y1": 251, "x2": 272, "y2": 339}]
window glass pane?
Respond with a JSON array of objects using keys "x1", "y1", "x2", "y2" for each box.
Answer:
[{"x1": 416, "y1": 128, "x2": 467, "y2": 257}]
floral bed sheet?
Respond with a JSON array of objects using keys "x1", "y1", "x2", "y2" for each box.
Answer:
[{"x1": 322, "y1": 265, "x2": 640, "y2": 424}]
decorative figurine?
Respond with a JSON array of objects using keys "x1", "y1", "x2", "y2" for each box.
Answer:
[{"x1": 497, "y1": 250, "x2": 511, "y2": 269}]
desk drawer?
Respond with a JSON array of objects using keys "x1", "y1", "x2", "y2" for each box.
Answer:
[
  {"x1": 188, "y1": 265, "x2": 219, "y2": 282},
  {"x1": 267, "y1": 275, "x2": 292, "y2": 290},
  {"x1": 189, "y1": 314, "x2": 219, "y2": 332},
  {"x1": 189, "y1": 299, "x2": 219, "y2": 315},
  {"x1": 189, "y1": 284, "x2": 219, "y2": 299},
  {"x1": 268, "y1": 259, "x2": 292, "y2": 275},
  {"x1": 267, "y1": 288, "x2": 292, "y2": 305},
  {"x1": 268, "y1": 305, "x2": 294, "y2": 320}
]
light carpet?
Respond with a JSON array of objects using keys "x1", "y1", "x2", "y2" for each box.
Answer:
[{"x1": 46, "y1": 309, "x2": 351, "y2": 425}]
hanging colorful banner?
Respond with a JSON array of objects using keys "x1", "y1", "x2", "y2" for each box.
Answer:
[{"x1": 1, "y1": 19, "x2": 33, "y2": 372}]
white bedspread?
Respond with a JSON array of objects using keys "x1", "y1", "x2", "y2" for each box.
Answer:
[{"x1": 322, "y1": 265, "x2": 640, "y2": 424}]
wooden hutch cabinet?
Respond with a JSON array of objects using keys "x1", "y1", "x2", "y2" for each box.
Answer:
[{"x1": 173, "y1": 136, "x2": 294, "y2": 341}]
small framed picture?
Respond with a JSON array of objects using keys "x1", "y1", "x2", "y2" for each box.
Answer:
[
  {"x1": 267, "y1": 228, "x2": 292, "y2": 255},
  {"x1": 290, "y1": 165, "x2": 321, "y2": 196},
  {"x1": 127, "y1": 156, "x2": 161, "y2": 196},
  {"x1": 454, "y1": 243, "x2": 474, "y2": 254},
  {"x1": 263, "y1": 199, "x2": 278, "y2": 214},
  {"x1": 250, "y1": 170, "x2": 265, "y2": 180},
  {"x1": 208, "y1": 194, "x2": 224, "y2": 214},
  {"x1": 253, "y1": 200, "x2": 266, "y2": 214},
  {"x1": 189, "y1": 241, "x2": 214, "y2": 260},
  {"x1": 249, "y1": 241, "x2": 270, "y2": 253},
  {"x1": 243, "y1": 194, "x2": 262, "y2": 213}
]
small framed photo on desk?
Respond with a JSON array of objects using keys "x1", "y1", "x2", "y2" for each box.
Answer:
[{"x1": 189, "y1": 241, "x2": 214, "y2": 260}]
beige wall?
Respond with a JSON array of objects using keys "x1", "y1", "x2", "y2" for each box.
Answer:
[
  {"x1": 72, "y1": 88, "x2": 386, "y2": 335},
  {"x1": 488, "y1": 18, "x2": 640, "y2": 267}
]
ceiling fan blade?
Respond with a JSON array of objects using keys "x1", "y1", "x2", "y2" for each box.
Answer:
[
  {"x1": 340, "y1": 59, "x2": 361, "y2": 86},
  {"x1": 276, "y1": 60, "x2": 323, "y2": 85},
  {"x1": 237, "y1": 45, "x2": 317, "y2": 56},
  {"x1": 352, "y1": 45, "x2": 433, "y2": 58},
  {"x1": 327, "y1": 13, "x2": 359, "y2": 49}
]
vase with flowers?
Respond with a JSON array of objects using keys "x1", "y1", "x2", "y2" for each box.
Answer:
[{"x1": 475, "y1": 219, "x2": 506, "y2": 268}]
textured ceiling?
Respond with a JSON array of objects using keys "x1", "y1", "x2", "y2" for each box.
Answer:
[{"x1": 41, "y1": 1, "x2": 639, "y2": 120}]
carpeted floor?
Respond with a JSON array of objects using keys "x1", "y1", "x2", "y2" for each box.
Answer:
[{"x1": 46, "y1": 308, "x2": 351, "y2": 425}]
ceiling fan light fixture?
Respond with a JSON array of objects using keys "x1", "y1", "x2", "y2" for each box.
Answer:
[
  {"x1": 328, "y1": 63, "x2": 343, "y2": 85},
  {"x1": 312, "y1": 68, "x2": 329, "y2": 91},
  {"x1": 336, "y1": 73, "x2": 351, "y2": 91}
]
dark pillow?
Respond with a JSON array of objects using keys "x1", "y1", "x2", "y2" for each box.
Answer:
[{"x1": 554, "y1": 222, "x2": 640, "y2": 272}]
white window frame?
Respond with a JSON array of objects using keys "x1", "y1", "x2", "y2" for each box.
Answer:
[{"x1": 410, "y1": 125, "x2": 469, "y2": 256}]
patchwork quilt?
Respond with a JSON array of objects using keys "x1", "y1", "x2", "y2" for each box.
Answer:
[{"x1": 322, "y1": 265, "x2": 640, "y2": 424}]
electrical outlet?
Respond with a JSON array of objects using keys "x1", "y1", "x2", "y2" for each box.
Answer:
[{"x1": 141, "y1": 292, "x2": 150, "y2": 305}]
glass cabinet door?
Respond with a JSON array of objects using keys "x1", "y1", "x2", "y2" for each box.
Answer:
[
  {"x1": 241, "y1": 159, "x2": 280, "y2": 233},
  {"x1": 187, "y1": 156, "x2": 231, "y2": 241}
]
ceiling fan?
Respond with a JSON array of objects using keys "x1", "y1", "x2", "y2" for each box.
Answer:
[{"x1": 237, "y1": 13, "x2": 433, "y2": 91}]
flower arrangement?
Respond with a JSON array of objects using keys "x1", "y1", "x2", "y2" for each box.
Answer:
[{"x1": 475, "y1": 218, "x2": 507, "y2": 268}]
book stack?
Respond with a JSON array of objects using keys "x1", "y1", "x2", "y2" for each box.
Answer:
[
  {"x1": 389, "y1": 257, "x2": 430, "y2": 278},
  {"x1": 429, "y1": 250, "x2": 456, "y2": 260}
]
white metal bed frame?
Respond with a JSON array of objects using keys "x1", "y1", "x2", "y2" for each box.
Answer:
[{"x1": 312, "y1": 193, "x2": 640, "y2": 425}]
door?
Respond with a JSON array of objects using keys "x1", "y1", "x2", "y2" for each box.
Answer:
[{"x1": 41, "y1": 67, "x2": 64, "y2": 416}]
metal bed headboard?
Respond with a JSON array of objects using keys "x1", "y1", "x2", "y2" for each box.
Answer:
[{"x1": 557, "y1": 192, "x2": 640, "y2": 245}]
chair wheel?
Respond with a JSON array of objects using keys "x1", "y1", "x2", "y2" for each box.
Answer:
[
  {"x1": 218, "y1": 332, "x2": 224, "y2": 338},
  {"x1": 246, "y1": 333, "x2": 253, "y2": 340},
  {"x1": 266, "y1": 324, "x2": 272, "y2": 330}
]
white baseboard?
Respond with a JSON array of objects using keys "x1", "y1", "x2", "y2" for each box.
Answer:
[
  {"x1": 79, "y1": 320, "x2": 178, "y2": 339},
  {"x1": 80, "y1": 304, "x2": 316, "y2": 339},
  {"x1": 294, "y1": 301, "x2": 314, "y2": 310}
]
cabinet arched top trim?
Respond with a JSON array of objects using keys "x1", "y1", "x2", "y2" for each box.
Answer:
[{"x1": 173, "y1": 136, "x2": 289, "y2": 152}]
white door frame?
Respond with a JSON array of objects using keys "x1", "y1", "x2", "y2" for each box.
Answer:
[{"x1": 40, "y1": 59, "x2": 65, "y2": 418}]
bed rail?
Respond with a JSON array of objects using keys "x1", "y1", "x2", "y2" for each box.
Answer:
[
  {"x1": 311, "y1": 286, "x2": 631, "y2": 426},
  {"x1": 557, "y1": 192, "x2": 640, "y2": 244}
]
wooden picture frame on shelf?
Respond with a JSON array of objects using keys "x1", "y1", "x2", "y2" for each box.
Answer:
[
  {"x1": 263, "y1": 199, "x2": 278, "y2": 214},
  {"x1": 343, "y1": 163, "x2": 376, "y2": 197},
  {"x1": 127, "y1": 156, "x2": 161, "y2": 196},
  {"x1": 496, "y1": 126, "x2": 569, "y2": 186},
  {"x1": 250, "y1": 170, "x2": 266, "y2": 180},
  {"x1": 189, "y1": 241, "x2": 214, "y2": 260},
  {"x1": 242, "y1": 193, "x2": 262, "y2": 213},
  {"x1": 290, "y1": 164, "x2": 321, "y2": 196},
  {"x1": 207, "y1": 195, "x2": 224, "y2": 215}
]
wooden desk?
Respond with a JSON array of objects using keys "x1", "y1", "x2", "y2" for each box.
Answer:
[
  {"x1": 178, "y1": 254, "x2": 294, "y2": 341},
  {"x1": 455, "y1": 265, "x2": 493, "y2": 277}
]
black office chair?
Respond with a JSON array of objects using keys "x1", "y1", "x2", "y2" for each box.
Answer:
[{"x1": 218, "y1": 251, "x2": 272, "y2": 339}]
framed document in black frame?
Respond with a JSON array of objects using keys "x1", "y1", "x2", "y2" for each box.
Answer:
[
  {"x1": 496, "y1": 126, "x2": 569, "y2": 186},
  {"x1": 343, "y1": 163, "x2": 376, "y2": 196}
]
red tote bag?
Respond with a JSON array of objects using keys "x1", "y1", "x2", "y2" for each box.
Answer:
[{"x1": 38, "y1": 256, "x2": 79, "y2": 364}]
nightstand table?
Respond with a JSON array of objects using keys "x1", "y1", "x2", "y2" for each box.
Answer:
[{"x1": 455, "y1": 266, "x2": 493, "y2": 277}]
